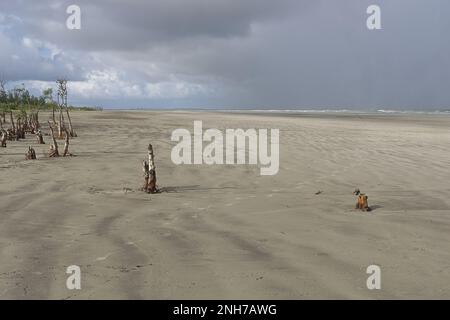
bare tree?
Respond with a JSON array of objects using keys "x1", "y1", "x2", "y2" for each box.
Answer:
[
  {"x1": 0, "y1": 75, "x2": 7, "y2": 93},
  {"x1": 56, "y1": 79, "x2": 76, "y2": 138},
  {"x1": 0, "y1": 75, "x2": 8, "y2": 126},
  {"x1": 43, "y1": 88, "x2": 56, "y2": 124},
  {"x1": 56, "y1": 79, "x2": 66, "y2": 138}
]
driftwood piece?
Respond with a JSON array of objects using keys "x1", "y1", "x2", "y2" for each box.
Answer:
[
  {"x1": 354, "y1": 189, "x2": 371, "y2": 212},
  {"x1": 142, "y1": 144, "x2": 158, "y2": 193},
  {"x1": 48, "y1": 121, "x2": 59, "y2": 157},
  {"x1": 25, "y1": 146, "x2": 37, "y2": 160}
]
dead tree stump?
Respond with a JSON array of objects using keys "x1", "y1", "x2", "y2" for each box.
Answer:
[
  {"x1": 142, "y1": 144, "x2": 158, "y2": 193},
  {"x1": 65, "y1": 108, "x2": 77, "y2": 137},
  {"x1": 62, "y1": 129, "x2": 72, "y2": 157},
  {"x1": 36, "y1": 130, "x2": 45, "y2": 144},
  {"x1": 354, "y1": 189, "x2": 371, "y2": 212},
  {"x1": 48, "y1": 121, "x2": 59, "y2": 157},
  {"x1": 25, "y1": 146, "x2": 37, "y2": 160},
  {"x1": 6, "y1": 128, "x2": 14, "y2": 141},
  {"x1": 0, "y1": 130, "x2": 6, "y2": 147},
  {"x1": 15, "y1": 118, "x2": 21, "y2": 141},
  {"x1": 16, "y1": 118, "x2": 25, "y2": 140},
  {"x1": 28, "y1": 111, "x2": 39, "y2": 133},
  {"x1": 9, "y1": 111, "x2": 15, "y2": 135},
  {"x1": 56, "y1": 79, "x2": 70, "y2": 139},
  {"x1": 57, "y1": 107, "x2": 65, "y2": 139}
]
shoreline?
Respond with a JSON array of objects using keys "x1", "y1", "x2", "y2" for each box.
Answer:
[{"x1": 98, "y1": 108, "x2": 450, "y2": 115}]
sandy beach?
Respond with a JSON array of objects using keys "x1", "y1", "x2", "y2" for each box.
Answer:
[{"x1": 0, "y1": 110, "x2": 449, "y2": 299}]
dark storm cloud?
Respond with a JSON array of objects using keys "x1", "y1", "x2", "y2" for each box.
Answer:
[
  {"x1": 3, "y1": 0, "x2": 306, "y2": 50},
  {"x1": 0, "y1": 0, "x2": 449, "y2": 109}
]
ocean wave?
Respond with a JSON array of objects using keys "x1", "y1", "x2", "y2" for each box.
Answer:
[{"x1": 217, "y1": 109, "x2": 450, "y2": 115}]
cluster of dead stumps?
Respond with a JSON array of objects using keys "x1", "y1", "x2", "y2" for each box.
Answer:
[
  {"x1": 0, "y1": 79, "x2": 76, "y2": 159},
  {"x1": 0, "y1": 109, "x2": 40, "y2": 146},
  {"x1": 1, "y1": 112, "x2": 74, "y2": 159}
]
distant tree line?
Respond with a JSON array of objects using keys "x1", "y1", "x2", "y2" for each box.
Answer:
[{"x1": 0, "y1": 79, "x2": 101, "y2": 112}]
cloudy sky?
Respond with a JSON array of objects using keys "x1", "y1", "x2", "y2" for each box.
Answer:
[{"x1": 0, "y1": 0, "x2": 448, "y2": 109}]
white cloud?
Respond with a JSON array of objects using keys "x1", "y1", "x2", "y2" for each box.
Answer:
[{"x1": 67, "y1": 69, "x2": 210, "y2": 100}]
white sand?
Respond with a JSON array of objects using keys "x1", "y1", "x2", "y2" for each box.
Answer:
[{"x1": 1, "y1": 110, "x2": 449, "y2": 299}]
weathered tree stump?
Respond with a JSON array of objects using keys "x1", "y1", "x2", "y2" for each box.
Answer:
[
  {"x1": 16, "y1": 118, "x2": 25, "y2": 140},
  {"x1": 6, "y1": 128, "x2": 14, "y2": 141},
  {"x1": 62, "y1": 128, "x2": 72, "y2": 157},
  {"x1": 15, "y1": 118, "x2": 20, "y2": 141},
  {"x1": 25, "y1": 146, "x2": 37, "y2": 160},
  {"x1": 52, "y1": 104, "x2": 56, "y2": 125},
  {"x1": 0, "y1": 130, "x2": 7, "y2": 147},
  {"x1": 58, "y1": 107, "x2": 65, "y2": 139},
  {"x1": 36, "y1": 130, "x2": 45, "y2": 144},
  {"x1": 28, "y1": 111, "x2": 40, "y2": 133},
  {"x1": 48, "y1": 121, "x2": 59, "y2": 157},
  {"x1": 354, "y1": 189, "x2": 371, "y2": 212},
  {"x1": 9, "y1": 111, "x2": 15, "y2": 132},
  {"x1": 65, "y1": 108, "x2": 77, "y2": 137},
  {"x1": 142, "y1": 144, "x2": 158, "y2": 193}
]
